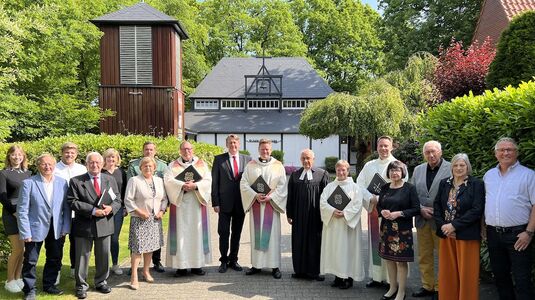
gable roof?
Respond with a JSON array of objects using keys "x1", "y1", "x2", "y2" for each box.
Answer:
[
  {"x1": 473, "y1": 0, "x2": 535, "y2": 45},
  {"x1": 185, "y1": 110, "x2": 302, "y2": 134},
  {"x1": 501, "y1": 0, "x2": 535, "y2": 19},
  {"x1": 91, "y1": 2, "x2": 188, "y2": 39},
  {"x1": 190, "y1": 57, "x2": 333, "y2": 99}
]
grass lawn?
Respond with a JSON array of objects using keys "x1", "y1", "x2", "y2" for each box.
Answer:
[{"x1": 0, "y1": 210, "x2": 170, "y2": 299}]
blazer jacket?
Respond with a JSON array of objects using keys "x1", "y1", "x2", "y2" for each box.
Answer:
[
  {"x1": 67, "y1": 173, "x2": 121, "y2": 238},
  {"x1": 410, "y1": 159, "x2": 452, "y2": 229},
  {"x1": 124, "y1": 175, "x2": 168, "y2": 218},
  {"x1": 433, "y1": 176, "x2": 485, "y2": 240},
  {"x1": 211, "y1": 153, "x2": 252, "y2": 213},
  {"x1": 17, "y1": 175, "x2": 71, "y2": 241}
]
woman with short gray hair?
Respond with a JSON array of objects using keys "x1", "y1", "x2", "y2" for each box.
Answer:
[{"x1": 433, "y1": 153, "x2": 485, "y2": 300}]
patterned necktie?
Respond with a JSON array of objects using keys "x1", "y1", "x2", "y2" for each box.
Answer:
[
  {"x1": 232, "y1": 156, "x2": 239, "y2": 178},
  {"x1": 93, "y1": 176, "x2": 101, "y2": 197}
]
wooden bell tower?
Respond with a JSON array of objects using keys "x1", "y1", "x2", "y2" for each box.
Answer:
[{"x1": 91, "y1": 2, "x2": 188, "y2": 137}]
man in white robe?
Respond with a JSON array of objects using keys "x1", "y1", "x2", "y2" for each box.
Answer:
[
  {"x1": 164, "y1": 141, "x2": 212, "y2": 276},
  {"x1": 320, "y1": 160, "x2": 370, "y2": 289},
  {"x1": 240, "y1": 139, "x2": 287, "y2": 279},
  {"x1": 356, "y1": 136, "x2": 407, "y2": 288}
]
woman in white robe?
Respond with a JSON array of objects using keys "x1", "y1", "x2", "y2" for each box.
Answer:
[{"x1": 320, "y1": 160, "x2": 370, "y2": 289}]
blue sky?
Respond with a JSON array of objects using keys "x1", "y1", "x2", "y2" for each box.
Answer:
[{"x1": 362, "y1": 0, "x2": 379, "y2": 11}]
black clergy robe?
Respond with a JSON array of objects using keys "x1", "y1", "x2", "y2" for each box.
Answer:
[{"x1": 287, "y1": 167, "x2": 329, "y2": 277}]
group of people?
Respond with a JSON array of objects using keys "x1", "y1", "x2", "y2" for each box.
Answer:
[{"x1": 0, "y1": 135, "x2": 533, "y2": 300}]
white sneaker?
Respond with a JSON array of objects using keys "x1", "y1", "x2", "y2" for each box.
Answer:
[
  {"x1": 111, "y1": 265, "x2": 123, "y2": 275},
  {"x1": 16, "y1": 278, "x2": 24, "y2": 289},
  {"x1": 4, "y1": 280, "x2": 22, "y2": 293},
  {"x1": 55, "y1": 271, "x2": 61, "y2": 285},
  {"x1": 70, "y1": 268, "x2": 75, "y2": 278}
]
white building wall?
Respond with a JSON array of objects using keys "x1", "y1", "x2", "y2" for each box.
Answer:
[
  {"x1": 197, "y1": 134, "x2": 215, "y2": 145},
  {"x1": 312, "y1": 135, "x2": 340, "y2": 167},
  {"x1": 283, "y1": 134, "x2": 310, "y2": 167}
]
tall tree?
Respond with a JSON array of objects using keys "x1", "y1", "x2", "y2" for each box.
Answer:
[
  {"x1": 380, "y1": 0, "x2": 482, "y2": 70},
  {"x1": 486, "y1": 11, "x2": 535, "y2": 89},
  {"x1": 199, "y1": 0, "x2": 307, "y2": 67},
  {"x1": 291, "y1": 0, "x2": 385, "y2": 93}
]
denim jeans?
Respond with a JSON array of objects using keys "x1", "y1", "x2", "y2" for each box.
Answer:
[
  {"x1": 487, "y1": 226, "x2": 534, "y2": 300},
  {"x1": 110, "y1": 207, "x2": 124, "y2": 265}
]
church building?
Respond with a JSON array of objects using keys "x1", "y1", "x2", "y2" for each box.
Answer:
[{"x1": 185, "y1": 57, "x2": 348, "y2": 167}]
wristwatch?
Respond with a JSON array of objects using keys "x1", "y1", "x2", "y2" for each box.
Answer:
[
  {"x1": 526, "y1": 229, "x2": 534, "y2": 238},
  {"x1": 400, "y1": 211, "x2": 405, "y2": 217}
]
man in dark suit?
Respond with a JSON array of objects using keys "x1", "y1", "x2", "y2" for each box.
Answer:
[
  {"x1": 68, "y1": 152, "x2": 121, "y2": 299},
  {"x1": 211, "y1": 134, "x2": 251, "y2": 273},
  {"x1": 18, "y1": 154, "x2": 71, "y2": 300}
]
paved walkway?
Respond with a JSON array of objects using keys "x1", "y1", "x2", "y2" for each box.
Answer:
[{"x1": 87, "y1": 211, "x2": 499, "y2": 299}]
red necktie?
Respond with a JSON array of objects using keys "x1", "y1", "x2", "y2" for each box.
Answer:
[
  {"x1": 232, "y1": 156, "x2": 239, "y2": 178},
  {"x1": 93, "y1": 176, "x2": 101, "y2": 197}
]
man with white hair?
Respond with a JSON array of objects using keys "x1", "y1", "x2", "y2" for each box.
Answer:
[
  {"x1": 410, "y1": 141, "x2": 451, "y2": 298},
  {"x1": 484, "y1": 137, "x2": 534, "y2": 300},
  {"x1": 68, "y1": 152, "x2": 121, "y2": 299}
]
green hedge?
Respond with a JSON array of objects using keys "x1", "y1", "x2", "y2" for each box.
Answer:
[
  {"x1": 0, "y1": 134, "x2": 224, "y2": 171},
  {"x1": 0, "y1": 134, "x2": 223, "y2": 267},
  {"x1": 324, "y1": 156, "x2": 338, "y2": 173},
  {"x1": 271, "y1": 150, "x2": 284, "y2": 163},
  {"x1": 417, "y1": 81, "x2": 535, "y2": 176}
]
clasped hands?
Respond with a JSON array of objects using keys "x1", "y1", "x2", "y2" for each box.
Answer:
[
  {"x1": 94, "y1": 204, "x2": 112, "y2": 217},
  {"x1": 441, "y1": 223, "x2": 456, "y2": 238},
  {"x1": 136, "y1": 208, "x2": 164, "y2": 220},
  {"x1": 255, "y1": 193, "x2": 271, "y2": 203},
  {"x1": 333, "y1": 209, "x2": 344, "y2": 218},
  {"x1": 381, "y1": 209, "x2": 402, "y2": 220},
  {"x1": 182, "y1": 180, "x2": 197, "y2": 192}
]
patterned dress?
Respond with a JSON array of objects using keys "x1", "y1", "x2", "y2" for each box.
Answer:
[{"x1": 377, "y1": 183, "x2": 420, "y2": 262}]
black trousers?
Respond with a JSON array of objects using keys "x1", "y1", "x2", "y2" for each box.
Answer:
[
  {"x1": 487, "y1": 226, "x2": 534, "y2": 300},
  {"x1": 22, "y1": 224, "x2": 64, "y2": 296},
  {"x1": 218, "y1": 210, "x2": 245, "y2": 263}
]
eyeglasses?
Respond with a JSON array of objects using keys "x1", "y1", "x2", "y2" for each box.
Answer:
[{"x1": 496, "y1": 148, "x2": 516, "y2": 153}]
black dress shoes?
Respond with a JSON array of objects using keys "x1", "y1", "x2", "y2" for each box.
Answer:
[
  {"x1": 174, "y1": 269, "x2": 188, "y2": 277},
  {"x1": 191, "y1": 268, "x2": 206, "y2": 276},
  {"x1": 228, "y1": 262, "x2": 243, "y2": 271},
  {"x1": 381, "y1": 289, "x2": 398, "y2": 300},
  {"x1": 45, "y1": 286, "x2": 64, "y2": 295},
  {"x1": 272, "y1": 268, "x2": 282, "y2": 279},
  {"x1": 412, "y1": 287, "x2": 435, "y2": 297},
  {"x1": 339, "y1": 278, "x2": 353, "y2": 289},
  {"x1": 153, "y1": 262, "x2": 165, "y2": 273},
  {"x1": 246, "y1": 267, "x2": 261, "y2": 275},
  {"x1": 366, "y1": 280, "x2": 384, "y2": 288},
  {"x1": 75, "y1": 290, "x2": 87, "y2": 299},
  {"x1": 218, "y1": 262, "x2": 228, "y2": 273},
  {"x1": 96, "y1": 284, "x2": 112, "y2": 294},
  {"x1": 331, "y1": 276, "x2": 343, "y2": 287}
]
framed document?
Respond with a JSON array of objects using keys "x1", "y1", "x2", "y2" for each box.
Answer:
[
  {"x1": 175, "y1": 165, "x2": 202, "y2": 182},
  {"x1": 327, "y1": 185, "x2": 351, "y2": 211},
  {"x1": 250, "y1": 175, "x2": 271, "y2": 194},
  {"x1": 367, "y1": 173, "x2": 387, "y2": 195},
  {"x1": 97, "y1": 187, "x2": 117, "y2": 207}
]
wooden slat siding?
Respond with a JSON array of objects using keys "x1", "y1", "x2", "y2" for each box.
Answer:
[
  {"x1": 99, "y1": 26, "x2": 120, "y2": 85},
  {"x1": 152, "y1": 26, "x2": 174, "y2": 86},
  {"x1": 99, "y1": 87, "x2": 177, "y2": 136}
]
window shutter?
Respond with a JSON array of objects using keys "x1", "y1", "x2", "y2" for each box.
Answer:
[{"x1": 119, "y1": 26, "x2": 152, "y2": 85}]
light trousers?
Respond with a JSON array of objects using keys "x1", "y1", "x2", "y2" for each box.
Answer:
[{"x1": 416, "y1": 222, "x2": 440, "y2": 291}]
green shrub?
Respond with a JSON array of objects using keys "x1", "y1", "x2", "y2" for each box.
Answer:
[
  {"x1": 486, "y1": 11, "x2": 535, "y2": 89},
  {"x1": 271, "y1": 150, "x2": 284, "y2": 163},
  {"x1": 239, "y1": 149, "x2": 250, "y2": 155},
  {"x1": 417, "y1": 81, "x2": 535, "y2": 176},
  {"x1": 324, "y1": 156, "x2": 338, "y2": 173},
  {"x1": 0, "y1": 134, "x2": 224, "y2": 171}
]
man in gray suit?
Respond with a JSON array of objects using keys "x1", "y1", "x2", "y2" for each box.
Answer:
[
  {"x1": 212, "y1": 134, "x2": 251, "y2": 273},
  {"x1": 410, "y1": 141, "x2": 451, "y2": 299},
  {"x1": 18, "y1": 154, "x2": 71, "y2": 300},
  {"x1": 68, "y1": 152, "x2": 121, "y2": 299}
]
